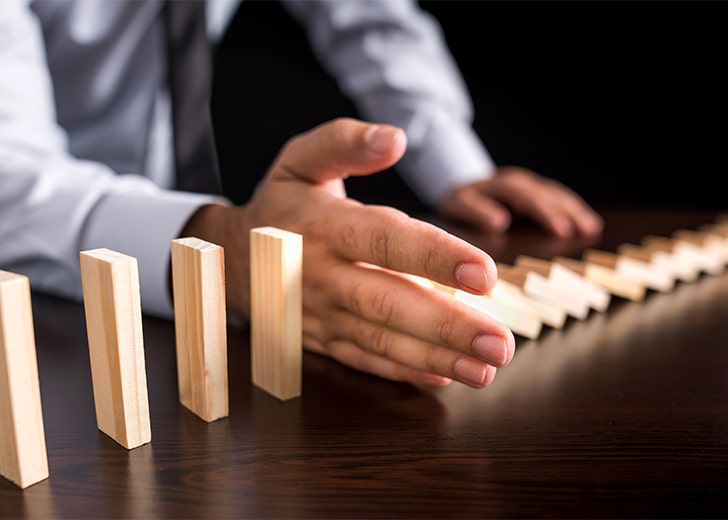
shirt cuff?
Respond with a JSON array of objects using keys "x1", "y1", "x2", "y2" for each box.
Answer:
[
  {"x1": 80, "y1": 187, "x2": 227, "y2": 319},
  {"x1": 396, "y1": 113, "x2": 497, "y2": 208}
]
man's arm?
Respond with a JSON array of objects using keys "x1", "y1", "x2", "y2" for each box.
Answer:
[{"x1": 0, "y1": 0, "x2": 219, "y2": 317}]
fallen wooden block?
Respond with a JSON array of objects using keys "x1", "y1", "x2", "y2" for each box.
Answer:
[
  {"x1": 553, "y1": 256, "x2": 646, "y2": 302},
  {"x1": 617, "y1": 242, "x2": 699, "y2": 283},
  {"x1": 79, "y1": 249, "x2": 151, "y2": 450},
  {"x1": 497, "y1": 263, "x2": 589, "y2": 320},
  {"x1": 515, "y1": 255, "x2": 611, "y2": 312},
  {"x1": 0, "y1": 271, "x2": 49, "y2": 489},
  {"x1": 642, "y1": 234, "x2": 723, "y2": 276},
  {"x1": 583, "y1": 248, "x2": 675, "y2": 293},
  {"x1": 171, "y1": 237, "x2": 229, "y2": 423},
  {"x1": 454, "y1": 290, "x2": 543, "y2": 340}
]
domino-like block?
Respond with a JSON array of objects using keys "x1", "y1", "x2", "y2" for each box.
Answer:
[
  {"x1": 454, "y1": 290, "x2": 543, "y2": 340},
  {"x1": 583, "y1": 248, "x2": 675, "y2": 293},
  {"x1": 250, "y1": 227, "x2": 303, "y2": 401},
  {"x1": 79, "y1": 249, "x2": 151, "y2": 450},
  {"x1": 553, "y1": 256, "x2": 646, "y2": 302},
  {"x1": 642, "y1": 235, "x2": 723, "y2": 276},
  {"x1": 489, "y1": 279, "x2": 567, "y2": 329},
  {"x1": 515, "y1": 255, "x2": 611, "y2": 312},
  {"x1": 672, "y1": 229, "x2": 728, "y2": 266},
  {"x1": 617, "y1": 242, "x2": 699, "y2": 283},
  {"x1": 171, "y1": 238, "x2": 228, "y2": 423},
  {"x1": 497, "y1": 263, "x2": 590, "y2": 320},
  {"x1": 0, "y1": 271, "x2": 49, "y2": 489}
]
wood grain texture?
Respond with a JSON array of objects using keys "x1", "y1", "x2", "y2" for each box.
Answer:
[
  {"x1": 171, "y1": 237, "x2": 229, "y2": 423},
  {"x1": 79, "y1": 249, "x2": 151, "y2": 450},
  {"x1": 250, "y1": 227, "x2": 302, "y2": 401},
  {"x1": 0, "y1": 271, "x2": 48, "y2": 489}
]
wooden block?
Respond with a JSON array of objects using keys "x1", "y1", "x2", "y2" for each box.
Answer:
[
  {"x1": 171, "y1": 237, "x2": 228, "y2": 423},
  {"x1": 0, "y1": 271, "x2": 49, "y2": 489},
  {"x1": 515, "y1": 255, "x2": 611, "y2": 312},
  {"x1": 79, "y1": 249, "x2": 151, "y2": 450},
  {"x1": 642, "y1": 234, "x2": 723, "y2": 276},
  {"x1": 497, "y1": 263, "x2": 589, "y2": 320},
  {"x1": 553, "y1": 256, "x2": 646, "y2": 302},
  {"x1": 454, "y1": 290, "x2": 543, "y2": 340},
  {"x1": 250, "y1": 227, "x2": 302, "y2": 401},
  {"x1": 583, "y1": 248, "x2": 675, "y2": 293},
  {"x1": 672, "y1": 229, "x2": 728, "y2": 266},
  {"x1": 617, "y1": 242, "x2": 699, "y2": 283},
  {"x1": 489, "y1": 279, "x2": 567, "y2": 329}
]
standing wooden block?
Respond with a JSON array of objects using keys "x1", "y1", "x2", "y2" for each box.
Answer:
[
  {"x1": 250, "y1": 227, "x2": 303, "y2": 401},
  {"x1": 455, "y1": 290, "x2": 543, "y2": 339},
  {"x1": 672, "y1": 229, "x2": 728, "y2": 266},
  {"x1": 171, "y1": 238, "x2": 228, "y2": 423},
  {"x1": 0, "y1": 271, "x2": 49, "y2": 489},
  {"x1": 489, "y1": 279, "x2": 567, "y2": 329},
  {"x1": 642, "y1": 234, "x2": 723, "y2": 276},
  {"x1": 79, "y1": 249, "x2": 151, "y2": 450},
  {"x1": 617, "y1": 242, "x2": 699, "y2": 283}
]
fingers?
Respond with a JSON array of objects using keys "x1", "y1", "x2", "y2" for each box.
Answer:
[
  {"x1": 440, "y1": 184, "x2": 512, "y2": 233},
  {"x1": 317, "y1": 262, "x2": 515, "y2": 368},
  {"x1": 272, "y1": 117, "x2": 407, "y2": 185}
]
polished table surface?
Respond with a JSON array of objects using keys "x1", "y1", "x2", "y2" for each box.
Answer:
[{"x1": 3, "y1": 208, "x2": 728, "y2": 519}]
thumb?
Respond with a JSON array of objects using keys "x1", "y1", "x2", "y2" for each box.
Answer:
[{"x1": 272, "y1": 117, "x2": 407, "y2": 184}]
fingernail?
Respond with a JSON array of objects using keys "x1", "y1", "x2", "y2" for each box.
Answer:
[
  {"x1": 366, "y1": 125, "x2": 399, "y2": 155},
  {"x1": 456, "y1": 262, "x2": 488, "y2": 293},
  {"x1": 473, "y1": 334, "x2": 508, "y2": 366},
  {"x1": 453, "y1": 356, "x2": 488, "y2": 387}
]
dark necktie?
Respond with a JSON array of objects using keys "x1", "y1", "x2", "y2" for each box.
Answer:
[{"x1": 165, "y1": 0, "x2": 222, "y2": 195}]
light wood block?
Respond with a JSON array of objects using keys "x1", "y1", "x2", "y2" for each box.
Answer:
[
  {"x1": 171, "y1": 237, "x2": 228, "y2": 423},
  {"x1": 0, "y1": 271, "x2": 49, "y2": 489},
  {"x1": 79, "y1": 249, "x2": 151, "y2": 450},
  {"x1": 583, "y1": 249, "x2": 675, "y2": 293},
  {"x1": 497, "y1": 263, "x2": 589, "y2": 320},
  {"x1": 617, "y1": 242, "x2": 699, "y2": 282},
  {"x1": 642, "y1": 234, "x2": 723, "y2": 276},
  {"x1": 672, "y1": 229, "x2": 728, "y2": 266},
  {"x1": 250, "y1": 227, "x2": 303, "y2": 401},
  {"x1": 489, "y1": 279, "x2": 567, "y2": 329},
  {"x1": 455, "y1": 290, "x2": 543, "y2": 340},
  {"x1": 515, "y1": 255, "x2": 611, "y2": 312},
  {"x1": 553, "y1": 256, "x2": 647, "y2": 302}
]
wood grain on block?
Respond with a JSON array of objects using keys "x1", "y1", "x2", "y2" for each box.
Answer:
[
  {"x1": 553, "y1": 256, "x2": 646, "y2": 302},
  {"x1": 455, "y1": 290, "x2": 542, "y2": 340},
  {"x1": 171, "y1": 238, "x2": 228, "y2": 423},
  {"x1": 250, "y1": 227, "x2": 302, "y2": 401},
  {"x1": 583, "y1": 249, "x2": 674, "y2": 293},
  {"x1": 489, "y1": 279, "x2": 567, "y2": 329},
  {"x1": 79, "y1": 249, "x2": 151, "y2": 450},
  {"x1": 0, "y1": 271, "x2": 49, "y2": 489},
  {"x1": 617, "y1": 242, "x2": 699, "y2": 283},
  {"x1": 642, "y1": 235, "x2": 723, "y2": 276},
  {"x1": 515, "y1": 255, "x2": 611, "y2": 312},
  {"x1": 497, "y1": 263, "x2": 589, "y2": 320}
]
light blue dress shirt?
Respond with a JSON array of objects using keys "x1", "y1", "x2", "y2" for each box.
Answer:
[{"x1": 0, "y1": 0, "x2": 494, "y2": 318}]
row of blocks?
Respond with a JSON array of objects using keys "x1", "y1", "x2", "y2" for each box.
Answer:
[
  {"x1": 443, "y1": 220, "x2": 728, "y2": 340},
  {"x1": 0, "y1": 226, "x2": 302, "y2": 489}
]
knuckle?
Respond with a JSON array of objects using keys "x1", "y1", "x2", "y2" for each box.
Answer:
[{"x1": 435, "y1": 314, "x2": 457, "y2": 346}]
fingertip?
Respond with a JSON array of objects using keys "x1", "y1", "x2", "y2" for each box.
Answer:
[{"x1": 365, "y1": 124, "x2": 407, "y2": 159}]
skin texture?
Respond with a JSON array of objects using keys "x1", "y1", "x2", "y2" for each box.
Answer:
[
  {"x1": 181, "y1": 117, "x2": 515, "y2": 389},
  {"x1": 440, "y1": 166, "x2": 605, "y2": 238}
]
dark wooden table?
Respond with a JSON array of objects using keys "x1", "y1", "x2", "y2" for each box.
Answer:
[{"x1": 3, "y1": 208, "x2": 728, "y2": 519}]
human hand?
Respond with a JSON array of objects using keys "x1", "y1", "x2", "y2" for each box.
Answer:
[
  {"x1": 439, "y1": 167, "x2": 604, "y2": 238},
  {"x1": 183, "y1": 118, "x2": 515, "y2": 389}
]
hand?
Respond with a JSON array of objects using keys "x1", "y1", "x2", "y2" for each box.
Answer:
[
  {"x1": 182, "y1": 118, "x2": 515, "y2": 389},
  {"x1": 439, "y1": 167, "x2": 604, "y2": 238}
]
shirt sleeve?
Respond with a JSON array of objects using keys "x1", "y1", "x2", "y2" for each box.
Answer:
[
  {"x1": 281, "y1": 0, "x2": 497, "y2": 208},
  {"x1": 0, "y1": 0, "x2": 223, "y2": 319}
]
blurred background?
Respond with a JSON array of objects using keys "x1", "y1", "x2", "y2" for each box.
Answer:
[{"x1": 212, "y1": 0, "x2": 727, "y2": 213}]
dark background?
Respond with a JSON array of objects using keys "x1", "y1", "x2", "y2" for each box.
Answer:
[{"x1": 211, "y1": 0, "x2": 727, "y2": 213}]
